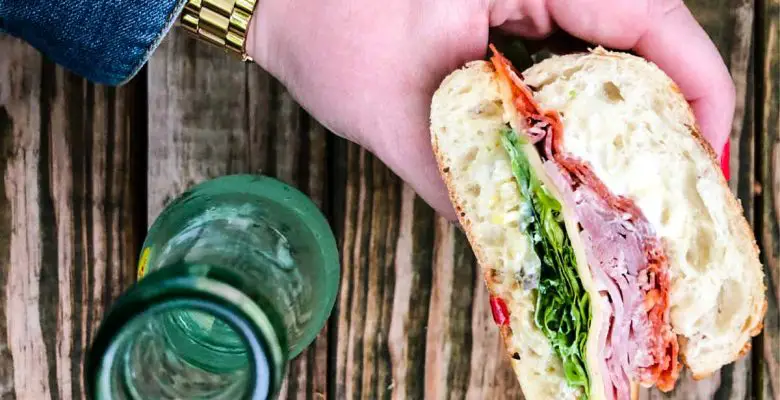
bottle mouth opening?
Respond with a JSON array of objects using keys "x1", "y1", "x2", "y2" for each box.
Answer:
[{"x1": 86, "y1": 270, "x2": 285, "y2": 400}]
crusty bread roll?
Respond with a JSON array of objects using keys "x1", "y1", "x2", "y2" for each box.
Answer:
[
  {"x1": 432, "y1": 60, "x2": 583, "y2": 399},
  {"x1": 430, "y1": 47, "x2": 766, "y2": 399}
]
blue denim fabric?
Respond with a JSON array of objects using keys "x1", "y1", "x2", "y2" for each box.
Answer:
[{"x1": 0, "y1": 0, "x2": 187, "y2": 85}]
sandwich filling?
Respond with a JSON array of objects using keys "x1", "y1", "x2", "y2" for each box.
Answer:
[
  {"x1": 489, "y1": 46, "x2": 681, "y2": 399},
  {"x1": 500, "y1": 130, "x2": 592, "y2": 396}
]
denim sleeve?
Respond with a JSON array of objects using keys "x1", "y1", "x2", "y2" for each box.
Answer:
[{"x1": 0, "y1": 0, "x2": 188, "y2": 85}]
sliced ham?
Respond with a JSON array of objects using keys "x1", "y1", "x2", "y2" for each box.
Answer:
[{"x1": 489, "y1": 46, "x2": 681, "y2": 400}]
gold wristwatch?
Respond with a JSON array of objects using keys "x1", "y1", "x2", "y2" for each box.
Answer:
[{"x1": 180, "y1": 0, "x2": 258, "y2": 62}]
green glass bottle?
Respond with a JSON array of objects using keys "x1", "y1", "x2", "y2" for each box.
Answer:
[{"x1": 86, "y1": 175, "x2": 340, "y2": 399}]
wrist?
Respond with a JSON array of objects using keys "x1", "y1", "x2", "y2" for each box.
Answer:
[{"x1": 245, "y1": 0, "x2": 283, "y2": 76}]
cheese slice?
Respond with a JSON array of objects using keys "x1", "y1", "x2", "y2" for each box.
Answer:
[
  {"x1": 521, "y1": 142, "x2": 608, "y2": 400},
  {"x1": 498, "y1": 61, "x2": 609, "y2": 400}
]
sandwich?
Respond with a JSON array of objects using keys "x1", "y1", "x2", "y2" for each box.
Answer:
[{"x1": 429, "y1": 45, "x2": 767, "y2": 399}]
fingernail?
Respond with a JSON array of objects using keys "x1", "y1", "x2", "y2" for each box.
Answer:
[{"x1": 721, "y1": 139, "x2": 730, "y2": 181}]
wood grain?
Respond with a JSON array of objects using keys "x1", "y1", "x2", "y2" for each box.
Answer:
[
  {"x1": 0, "y1": 0, "x2": 776, "y2": 398},
  {"x1": 759, "y1": 0, "x2": 780, "y2": 399},
  {"x1": 0, "y1": 35, "x2": 142, "y2": 400},
  {"x1": 387, "y1": 185, "x2": 435, "y2": 399},
  {"x1": 144, "y1": 2, "x2": 770, "y2": 400},
  {"x1": 146, "y1": 29, "x2": 330, "y2": 399},
  {"x1": 424, "y1": 218, "x2": 476, "y2": 400},
  {"x1": 0, "y1": 35, "x2": 47, "y2": 400},
  {"x1": 332, "y1": 143, "x2": 399, "y2": 400},
  {"x1": 330, "y1": 138, "x2": 526, "y2": 400},
  {"x1": 464, "y1": 276, "x2": 524, "y2": 400}
]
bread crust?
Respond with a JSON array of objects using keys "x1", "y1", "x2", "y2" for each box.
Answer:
[
  {"x1": 430, "y1": 48, "x2": 766, "y2": 397},
  {"x1": 432, "y1": 60, "x2": 595, "y2": 399},
  {"x1": 430, "y1": 105, "x2": 529, "y2": 385},
  {"x1": 671, "y1": 76, "x2": 765, "y2": 380},
  {"x1": 680, "y1": 89, "x2": 766, "y2": 375},
  {"x1": 521, "y1": 47, "x2": 766, "y2": 379}
]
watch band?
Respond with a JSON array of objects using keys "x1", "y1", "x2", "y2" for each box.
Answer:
[{"x1": 180, "y1": 0, "x2": 258, "y2": 62}]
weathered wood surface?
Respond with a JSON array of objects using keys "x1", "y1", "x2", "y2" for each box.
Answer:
[
  {"x1": 0, "y1": 1, "x2": 778, "y2": 399},
  {"x1": 759, "y1": 0, "x2": 780, "y2": 399},
  {"x1": 0, "y1": 36, "x2": 143, "y2": 400}
]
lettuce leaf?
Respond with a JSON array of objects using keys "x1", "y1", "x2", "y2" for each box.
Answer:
[{"x1": 500, "y1": 128, "x2": 591, "y2": 397}]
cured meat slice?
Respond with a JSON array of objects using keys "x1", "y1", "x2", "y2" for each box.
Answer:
[{"x1": 489, "y1": 46, "x2": 681, "y2": 399}]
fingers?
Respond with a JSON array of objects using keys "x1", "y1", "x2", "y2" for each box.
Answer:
[
  {"x1": 544, "y1": 0, "x2": 653, "y2": 48},
  {"x1": 505, "y1": 0, "x2": 735, "y2": 158},
  {"x1": 489, "y1": 0, "x2": 555, "y2": 38},
  {"x1": 632, "y1": 4, "x2": 735, "y2": 158}
]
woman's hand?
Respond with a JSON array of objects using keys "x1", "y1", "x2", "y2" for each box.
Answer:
[{"x1": 248, "y1": 0, "x2": 734, "y2": 219}]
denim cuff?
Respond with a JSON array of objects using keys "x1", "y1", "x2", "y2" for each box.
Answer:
[{"x1": 0, "y1": 0, "x2": 188, "y2": 85}]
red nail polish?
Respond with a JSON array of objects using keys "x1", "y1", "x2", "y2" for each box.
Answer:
[{"x1": 721, "y1": 140, "x2": 730, "y2": 181}]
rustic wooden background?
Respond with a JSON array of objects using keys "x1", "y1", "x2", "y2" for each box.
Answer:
[{"x1": 0, "y1": 0, "x2": 777, "y2": 399}]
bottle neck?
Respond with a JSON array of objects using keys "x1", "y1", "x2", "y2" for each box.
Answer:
[{"x1": 86, "y1": 263, "x2": 287, "y2": 400}]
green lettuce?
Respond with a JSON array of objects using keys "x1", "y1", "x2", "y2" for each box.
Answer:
[{"x1": 500, "y1": 128, "x2": 591, "y2": 397}]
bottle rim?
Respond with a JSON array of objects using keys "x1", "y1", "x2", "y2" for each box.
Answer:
[{"x1": 85, "y1": 268, "x2": 286, "y2": 400}]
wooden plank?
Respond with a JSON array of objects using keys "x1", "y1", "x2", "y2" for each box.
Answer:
[
  {"x1": 332, "y1": 144, "x2": 399, "y2": 400},
  {"x1": 0, "y1": 35, "x2": 143, "y2": 400},
  {"x1": 387, "y1": 185, "x2": 435, "y2": 399},
  {"x1": 332, "y1": 145, "x2": 525, "y2": 399},
  {"x1": 424, "y1": 219, "x2": 477, "y2": 399},
  {"x1": 464, "y1": 272, "x2": 524, "y2": 400},
  {"x1": 758, "y1": 0, "x2": 780, "y2": 398},
  {"x1": 0, "y1": 35, "x2": 45, "y2": 400},
  {"x1": 46, "y1": 66, "x2": 143, "y2": 400},
  {"x1": 146, "y1": 29, "x2": 329, "y2": 399}
]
